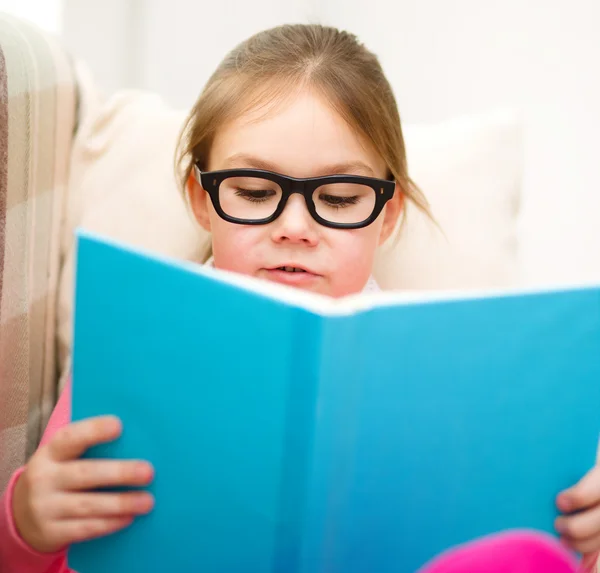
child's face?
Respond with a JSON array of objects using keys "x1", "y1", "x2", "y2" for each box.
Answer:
[{"x1": 187, "y1": 88, "x2": 403, "y2": 298}]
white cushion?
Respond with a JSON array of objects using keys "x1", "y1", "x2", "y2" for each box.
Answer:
[
  {"x1": 375, "y1": 109, "x2": 523, "y2": 290},
  {"x1": 57, "y1": 94, "x2": 522, "y2": 381},
  {"x1": 57, "y1": 91, "x2": 211, "y2": 379}
]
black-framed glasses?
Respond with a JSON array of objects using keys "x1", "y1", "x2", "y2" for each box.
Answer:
[{"x1": 194, "y1": 165, "x2": 396, "y2": 229}]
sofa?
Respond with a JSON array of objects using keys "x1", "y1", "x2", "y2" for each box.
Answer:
[{"x1": 0, "y1": 13, "x2": 524, "y2": 492}]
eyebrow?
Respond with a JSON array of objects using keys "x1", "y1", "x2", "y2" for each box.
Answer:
[{"x1": 220, "y1": 153, "x2": 376, "y2": 177}]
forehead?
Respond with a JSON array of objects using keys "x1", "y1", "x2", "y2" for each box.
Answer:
[{"x1": 208, "y1": 88, "x2": 386, "y2": 178}]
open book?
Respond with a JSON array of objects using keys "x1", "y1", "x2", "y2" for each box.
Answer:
[{"x1": 68, "y1": 231, "x2": 600, "y2": 573}]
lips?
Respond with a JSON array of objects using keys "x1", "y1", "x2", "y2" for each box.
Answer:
[
  {"x1": 263, "y1": 264, "x2": 321, "y2": 287},
  {"x1": 276, "y1": 266, "x2": 307, "y2": 273},
  {"x1": 267, "y1": 263, "x2": 316, "y2": 274}
]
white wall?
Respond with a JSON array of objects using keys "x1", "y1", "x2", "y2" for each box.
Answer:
[
  {"x1": 61, "y1": 0, "x2": 141, "y2": 96},
  {"x1": 139, "y1": 0, "x2": 313, "y2": 109},
  {"x1": 60, "y1": 0, "x2": 600, "y2": 286},
  {"x1": 0, "y1": 0, "x2": 62, "y2": 33},
  {"x1": 61, "y1": 0, "x2": 314, "y2": 108}
]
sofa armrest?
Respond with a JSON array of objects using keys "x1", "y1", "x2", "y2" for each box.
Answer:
[{"x1": 0, "y1": 13, "x2": 78, "y2": 492}]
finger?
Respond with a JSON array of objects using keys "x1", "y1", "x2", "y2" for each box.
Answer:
[
  {"x1": 54, "y1": 517, "x2": 134, "y2": 546},
  {"x1": 56, "y1": 460, "x2": 154, "y2": 491},
  {"x1": 555, "y1": 502, "x2": 600, "y2": 540},
  {"x1": 47, "y1": 417, "x2": 123, "y2": 461},
  {"x1": 51, "y1": 491, "x2": 154, "y2": 519},
  {"x1": 560, "y1": 531, "x2": 600, "y2": 555},
  {"x1": 557, "y1": 466, "x2": 600, "y2": 513}
]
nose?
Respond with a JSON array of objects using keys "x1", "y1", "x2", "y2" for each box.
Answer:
[{"x1": 270, "y1": 194, "x2": 319, "y2": 246}]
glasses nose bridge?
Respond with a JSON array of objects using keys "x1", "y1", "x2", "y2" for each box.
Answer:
[
  {"x1": 287, "y1": 177, "x2": 309, "y2": 198},
  {"x1": 279, "y1": 178, "x2": 312, "y2": 216}
]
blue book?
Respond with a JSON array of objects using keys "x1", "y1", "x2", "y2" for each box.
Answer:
[{"x1": 68, "y1": 230, "x2": 600, "y2": 573}]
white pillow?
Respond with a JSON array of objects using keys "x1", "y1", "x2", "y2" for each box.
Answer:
[
  {"x1": 57, "y1": 91, "x2": 211, "y2": 380},
  {"x1": 376, "y1": 109, "x2": 523, "y2": 290},
  {"x1": 57, "y1": 93, "x2": 522, "y2": 381}
]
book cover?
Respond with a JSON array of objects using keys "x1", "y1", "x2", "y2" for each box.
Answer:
[{"x1": 68, "y1": 230, "x2": 600, "y2": 573}]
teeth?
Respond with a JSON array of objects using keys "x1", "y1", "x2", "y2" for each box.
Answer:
[{"x1": 279, "y1": 266, "x2": 305, "y2": 273}]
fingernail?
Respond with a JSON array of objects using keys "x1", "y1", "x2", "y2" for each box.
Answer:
[
  {"x1": 136, "y1": 463, "x2": 153, "y2": 481},
  {"x1": 105, "y1": 417, "x2": 122, "y2": 433},
  {"x1": 136, "y1": 494, "x2": 154, "y2": 513},
  {"x1": 555, "y1": 517, "x2": 566, "y2": 533},
  {"x1": 557, "y1": 493, "x2": 572, "y2": 512}
]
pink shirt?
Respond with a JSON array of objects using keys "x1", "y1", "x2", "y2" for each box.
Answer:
[
  {"x1": 0, "y1": 376, "x2": 597, "y2": 573},
  {"x1": 0, "y1": 379, "x2": 72, "y2": 572}
]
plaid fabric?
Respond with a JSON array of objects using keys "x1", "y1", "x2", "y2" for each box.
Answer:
[{"x1": 0, "y1": 13, "x2": 77, "y2": 492}]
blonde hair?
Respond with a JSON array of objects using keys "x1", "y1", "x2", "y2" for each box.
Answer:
[{"x1": 177, "y1": 23, "x2": 430, "y2": 235}]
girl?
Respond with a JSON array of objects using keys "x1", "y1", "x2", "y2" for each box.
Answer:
[{"x1": 0, "y1": 24, "x2": 597, "y2": 573}]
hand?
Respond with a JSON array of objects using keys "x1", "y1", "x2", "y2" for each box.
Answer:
[
  {"x1": 555, "y1": 466, "x2": 600, "y2": 555},
  {"x1": 12, "y1": 416, "x2": 154, "y2": 553}
]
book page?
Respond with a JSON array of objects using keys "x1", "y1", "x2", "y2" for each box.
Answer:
[
  {"x1": 78, "y1": 228, "x2": 600, "y2": 317},
  {"x1": 188, "y1": 260, "x2": 600, "y2": 318}
]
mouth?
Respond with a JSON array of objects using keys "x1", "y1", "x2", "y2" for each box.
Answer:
[
  {"x1": 262, "y1": 265, "x2": 321, "y2": 287},
  {"x1": 274, "y1": 266, "x2": 309, "y2": 273}
]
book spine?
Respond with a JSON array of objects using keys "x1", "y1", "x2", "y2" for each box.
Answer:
[
  {"x1": 270, "y1": 308, "x2": 325, "y2": 573},
  {"x1": 297, "y1": 313, "x2": 364, "y2": 573}
]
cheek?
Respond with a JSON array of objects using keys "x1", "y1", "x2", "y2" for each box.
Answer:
[
  {"x1": 325, "y1": 226, "x2": 381, "y2": 296},
  {"x1": 329, "y1": 223, "x2": 382, "y2": 265},
  {"x1": 210, "y1": 218, "x2": 266, "y2": 273}
]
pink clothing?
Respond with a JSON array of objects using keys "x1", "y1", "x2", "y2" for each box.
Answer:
[
  {"x1": 0, "y1": 378, "x2": 597, "y2": 573},
  {"x1": 419, "y1": 530, "x2": 579, "y2": 572},
  {"x1": 0, "y1": 380, "x2": 72, "y2": 572}
]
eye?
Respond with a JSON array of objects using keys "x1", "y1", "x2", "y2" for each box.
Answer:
[
  {"x1": 319, "y1": 194, "x2": 360, "y2": 208},
  {"x1": 234, "y1": 188, "x2": 278, "y2": 203}
]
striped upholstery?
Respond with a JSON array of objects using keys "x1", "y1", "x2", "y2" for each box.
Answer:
[{"x1": 0, "y1": 13, "x2": 78, "y2": 492}]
